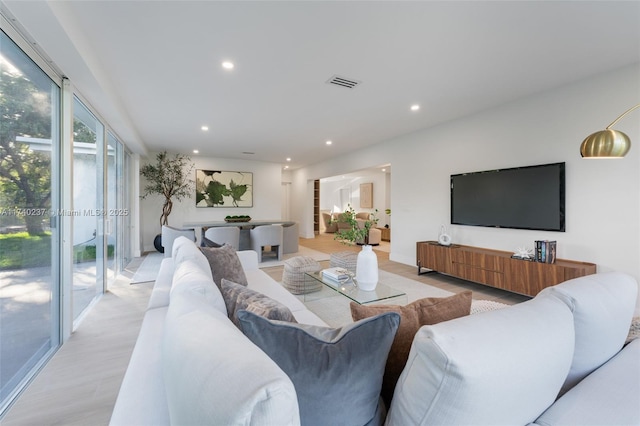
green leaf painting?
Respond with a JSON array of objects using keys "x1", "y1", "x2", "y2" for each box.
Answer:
[{"x1": 196, "y1": 170, "x2": 253, "y2": 208}]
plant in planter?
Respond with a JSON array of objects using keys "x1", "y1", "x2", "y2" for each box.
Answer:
[
  {"x1": 140, "y1": 151, "x2": 194, "y2": 251},
  {"x1": 334, "y1": 205, "x2": 379, "y2": 245}
]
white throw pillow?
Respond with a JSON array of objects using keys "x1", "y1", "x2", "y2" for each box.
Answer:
[
  {"x1": 540, "y1": 271, "x2": 638, "y2": 394},
  {"x1": 386, "y1": 294, "x2": 574, "y2": 426},
  {"x1": 163, "y1": 292, "x2": 300, "y2": 425}
]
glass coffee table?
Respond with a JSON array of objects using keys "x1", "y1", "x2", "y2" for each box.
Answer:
[{"x1": 303, "y1": 271, "x2": 407, "y2": 305}]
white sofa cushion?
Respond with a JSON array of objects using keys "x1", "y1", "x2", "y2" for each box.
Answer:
[
  {"x1": 386, "y1": 294, "x2": 575, "y2": 426},
  {"x1": 171, "y1": 236, "x2": 212, "y2": 280},
  {"x1": 163, "y1": 290, "x2": 300, "y2": 426},
  {"x1": 540, "y1": 272, "x2": 638, "y2": 394},
  {"x1": 171, "y1": 259, "x2": 227, "y2": 315},
  {"x1": 236, "y1": 249, "x2": 259, "y2": 271},
  {"x1": 534, "y1": 338, "x2": 640, "y2": 426},
  {"x1": 146, "y1": 257, "x2": 175, "y2": 310},
  {"x1": 110, "y1": 307, "x2": 170, "y2": 426}
]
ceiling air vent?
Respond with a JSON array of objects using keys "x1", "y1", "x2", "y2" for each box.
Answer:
[{"x1": 326, "y1": 75, "x2": 361, "y2": 89}]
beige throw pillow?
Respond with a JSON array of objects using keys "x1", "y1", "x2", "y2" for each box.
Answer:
[{"x1": 221, "y1": 279, "x2": 297, "y2": 327}]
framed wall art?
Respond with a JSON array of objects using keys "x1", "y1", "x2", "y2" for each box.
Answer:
[
  {"x1": 360, "y1": 182, "x2": 373, "y2": 208},
  {"x1": 195, "y1": 170, "x2": 253, "y2": 207}
]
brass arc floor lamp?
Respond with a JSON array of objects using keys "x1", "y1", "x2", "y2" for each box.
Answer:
[{"x1": 580, "y1": 104, "x2": 639, "y2": 158}]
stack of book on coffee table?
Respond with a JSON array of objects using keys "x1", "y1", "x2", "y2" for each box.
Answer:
[{"x1": 321, "y1": 267, "x2": 351, "y2": 285}]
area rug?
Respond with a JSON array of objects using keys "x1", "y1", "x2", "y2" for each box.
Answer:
[
  {"x1": 258, "y1": 246, "x2": 330, "y2": 268},
  {"x1": 130, "y1": 252, "x2": 164, "y2": 284}
]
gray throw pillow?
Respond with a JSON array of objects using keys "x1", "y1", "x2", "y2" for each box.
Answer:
[
  {"x1": 200, "y1": 236, "x2": 222, "y2": 248},
  {"x1": 237, "y1": 310, "x2": 401, "y2": 426},
  {"x1": 200, "y1": 244, "x2": 248, "y2": 289},
  {"x1": 221, "y1": 279, "x2": 297, "y2": 327}
]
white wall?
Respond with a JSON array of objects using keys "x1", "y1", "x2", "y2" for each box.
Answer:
[
  {"x1": 292, "y1": 65, "x2": 640, "y2": 284},
  {"x1": 140, "y1": 155, "x2": 283, "y2": 251}
]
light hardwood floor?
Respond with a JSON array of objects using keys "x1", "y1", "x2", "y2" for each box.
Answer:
[{"x1": 1, "y1": 234, "x2": 529, "y2": 425}]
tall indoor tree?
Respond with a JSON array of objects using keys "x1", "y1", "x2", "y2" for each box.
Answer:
[{"x1": 140, "y1": 151, "x2": 194, "y2": 227}]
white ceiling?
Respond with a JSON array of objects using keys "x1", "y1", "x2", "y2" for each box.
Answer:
[{"x1": 3, "y1": 1, "x2": 639, "y2": 170}]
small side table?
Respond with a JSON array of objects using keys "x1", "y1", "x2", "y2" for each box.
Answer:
[{"x1": 378, "y1": 227, "x2": 390, "y2": 242}]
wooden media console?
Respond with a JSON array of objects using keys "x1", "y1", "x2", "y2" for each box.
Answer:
[{"x1": 416, "y1": 241, "x2": 596, "y2": 296}]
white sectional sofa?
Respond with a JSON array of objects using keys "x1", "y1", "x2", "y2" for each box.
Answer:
[
  {"x1": 111, "y1": 237, "x2": 639, "y2": 425},
  {"x1": 110, "y1": 236, "x2": 327, "y2": 426}
]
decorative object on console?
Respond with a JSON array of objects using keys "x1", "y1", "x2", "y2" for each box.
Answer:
[
  {"x1": 195, "y1": 169, "x2": 253, "y2": 207},
  {"x1": 356, "y1": 244, "x2": 378, "y2": 291},
  {"x1": 580, "y1": 104, "x2": 638, "y2": 158},
  {"x1": 438, "y1": 224, "x2": 452, "y2": 246},
  {"x1": 512, "y1": 246, "x2": 535, "y2": 260},
  {"x1": 224, "y1": 215, "x2": 251, "y2": 223},
  {"x1": 360, "y1": 182, "x2": 373, "y2": 208},
  {"x1": 535, "y1": 240, "x2": 557, "y2": 263},
  {"x1": 237, "y1": 310, "x2": 401, "y2": 426}
]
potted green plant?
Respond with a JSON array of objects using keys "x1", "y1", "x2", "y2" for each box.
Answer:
[
  {"x1": 334, "y1": 204, "x2": 379, "y2": 245},
  {"x1": 140, "y1": 151, "x2": 194, "y2": 251}
]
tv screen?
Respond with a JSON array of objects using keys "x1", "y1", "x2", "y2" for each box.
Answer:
[{"x1": 450, "y1": 162, "x2": 565, "y2": 232}]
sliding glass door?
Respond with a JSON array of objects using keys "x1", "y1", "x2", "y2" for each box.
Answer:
[
  {"x1": 106, "y1": 132, "x2": 123, "y2": 286},
  {"x1": 0, "y1": 29, "x2": 61, "y2": 413},
  {"x1": 72, "y1": 97, "x2": 105, "y2": 324},
  {"x1": 1, "y1": 21, "x2": 134, "y2": 417}
]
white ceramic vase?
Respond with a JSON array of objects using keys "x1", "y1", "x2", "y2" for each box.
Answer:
[{"x1": 356, "y1": 245, "x2": 378, "y2": 291}]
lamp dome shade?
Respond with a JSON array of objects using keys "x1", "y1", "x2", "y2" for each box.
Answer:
[{"x1": 580, "y1": 129, "x2": 631, "y2": 158}]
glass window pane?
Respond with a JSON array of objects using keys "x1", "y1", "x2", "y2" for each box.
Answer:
[
  {"x1": 0, "y1": 29, "x2": 60, "y2": 413},
  {"x1": 72, "y1": 97, "x2": 104, "y2": 323}
]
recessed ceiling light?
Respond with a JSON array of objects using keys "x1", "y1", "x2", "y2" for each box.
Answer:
[
  {"x1": 326, "y1": 140, "x2": 332, "y2": 145},
  {"x1": 201, "y1": 125, "x2": 209, "y2": 131},
  {"x1": 283, "y1": 165, "x2": 289, "y2": 170},
  {"x1": 381, "y1": 168, "x2": 386, "y2": 172},
  {"x1": 222, "y1": 61, "x2": 234, "y2": 70},
  {"x1": 410, "y1": 104, "x2": 420, "y2": 111},
  {"x1": 286, "y1": 157, "x2": 291, "y2": 162},
  {"x1": 193, "y1": 149, "x2": 199, "y2": 154}
]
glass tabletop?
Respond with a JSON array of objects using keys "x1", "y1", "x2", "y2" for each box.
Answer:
[{"x1": 304, "y1": 271, "x2": 406, "y2": 305}]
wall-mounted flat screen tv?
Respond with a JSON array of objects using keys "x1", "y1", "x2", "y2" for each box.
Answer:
[{"x1": 451, "y1": 162, "x2": 565, "y2": 232}]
